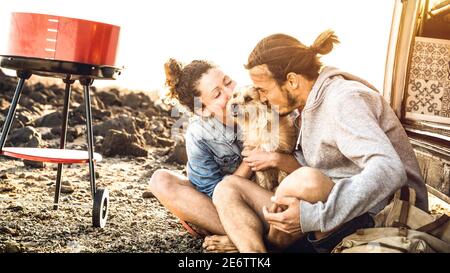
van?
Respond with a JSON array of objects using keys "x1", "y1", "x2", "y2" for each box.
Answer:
[{"x1": 384, "y1": 0, "x2": 450, "y2": 205}]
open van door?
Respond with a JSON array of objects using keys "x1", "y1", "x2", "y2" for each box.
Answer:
[{"x1": 384, "y1": 0, "x2": 450, "y2": 203}]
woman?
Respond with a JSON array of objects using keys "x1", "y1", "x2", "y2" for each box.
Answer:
[{"x1": 149, "y1": 58, "x2": 301, "y2": 245}]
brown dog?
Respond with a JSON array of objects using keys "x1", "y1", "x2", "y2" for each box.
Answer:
[{"x1": 227, "y1": 87, "x2": 298, "y2": 191}]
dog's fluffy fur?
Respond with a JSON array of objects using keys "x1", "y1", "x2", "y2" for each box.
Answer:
[{"x1": 227, "y1": 87, "x2": 298, "y2": 191}]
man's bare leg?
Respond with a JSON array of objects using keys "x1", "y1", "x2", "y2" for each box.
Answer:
[
  {"x1": 265, "y1": 203, "x2": 303, "y2": 251},
  {"x1": 212, "y1": 175, "x2": 274, "y2": 253},
  {"x1": 267, "y1": 167, "x2": 335, "y2": 250},
  {"x1": 150, "y1": 169, "x2": 238, "y2": 252}
]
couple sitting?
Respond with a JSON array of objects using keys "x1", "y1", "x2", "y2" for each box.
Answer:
[{"x1": 149, "y1": 30, "x2": 428, "y2": 253}]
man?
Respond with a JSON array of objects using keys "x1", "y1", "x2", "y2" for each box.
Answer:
[{"x1": 211, "y1": 31, "x2": 428, "y2": 253}]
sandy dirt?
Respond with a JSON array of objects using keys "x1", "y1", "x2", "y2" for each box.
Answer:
[{"x1": 0, "y1": 151, "x2": 204, "y2": 253}]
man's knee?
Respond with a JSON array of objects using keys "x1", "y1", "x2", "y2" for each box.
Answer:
[
  {"x1": 278, "y1": 167, "x2": 316, "y2": 191},
  {"x1": 277, "y1": 167, "x2": 333, "y2": 202},
  {"x1": 212, "y1": 175, "x2": 241, "y2": 206},
  {"x1": 149, "y1": 169, "x2": 175, "y2": 196}
]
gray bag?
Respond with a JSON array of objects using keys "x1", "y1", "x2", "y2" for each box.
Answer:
[{"x1": 333, "y1": 187, "x2": 450, "y2": 253}]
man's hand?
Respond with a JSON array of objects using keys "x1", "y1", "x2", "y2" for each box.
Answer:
[
  {"x1": 242, "y1": 148, "x2": 278, "y2": 171},
  {"x1": 263, "y1": 196, "x2": 302, "y2": 234}
]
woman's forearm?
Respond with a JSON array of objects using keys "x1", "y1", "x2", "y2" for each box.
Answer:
[
  {"x1": 233, "y1": 161, "x2": 253, "y2": 179},
  {"x1": 273, "y1": 153, "x2": 302, "y2": 174}
]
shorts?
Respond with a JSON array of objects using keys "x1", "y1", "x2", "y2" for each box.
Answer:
[{"x1": 284, "y1": 213, "x2": 375, "y2": 253}]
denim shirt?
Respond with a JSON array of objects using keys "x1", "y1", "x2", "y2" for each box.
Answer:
[{"x1": 185, "y1": 115, "x2": 243, "y2": 197}]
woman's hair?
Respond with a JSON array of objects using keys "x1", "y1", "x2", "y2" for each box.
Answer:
[
  {"x1": 245, "y1": 30, "x2": 340, "y2": 85},
  {"x1": 164, "y1": 58, "x2": 214, "y2": 112}
]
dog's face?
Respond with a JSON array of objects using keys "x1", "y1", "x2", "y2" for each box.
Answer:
[{"x1": 227, "y1": 86, "x2": 267, "y2": 122}]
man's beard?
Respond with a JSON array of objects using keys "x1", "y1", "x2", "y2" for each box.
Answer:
[{"x1": 278, "y1": 88, "x2": 301, "y2": 116}]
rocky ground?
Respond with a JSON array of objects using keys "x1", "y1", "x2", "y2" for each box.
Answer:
[
  {"x1": 0, "y1": 69, "x2": 449, "y2": 253},
  {"x1": 0, "y1": 70, "x2": 202, "y2": 252},
  {"x1": 0, "y1": 157, "x2": 203, "y2": 253}
]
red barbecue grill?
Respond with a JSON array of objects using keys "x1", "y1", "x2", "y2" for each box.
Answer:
[{"x1": 0, "y1": 12, "x2": 123, "y2": 228}]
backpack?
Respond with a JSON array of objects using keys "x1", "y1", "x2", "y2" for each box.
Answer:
[{"x1": 332, "y1": 187, "x2": 450, "y2": 253}]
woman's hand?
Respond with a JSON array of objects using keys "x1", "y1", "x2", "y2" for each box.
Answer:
[{"x1": 242, "y1": 148, "x2": 279, "y2": 172}]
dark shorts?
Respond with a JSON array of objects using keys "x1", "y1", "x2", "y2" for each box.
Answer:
[{"x1": 284, "y1": 213, "x2": 375, "y2": 253}]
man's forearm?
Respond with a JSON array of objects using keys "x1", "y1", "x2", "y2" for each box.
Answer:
[{"x1": 274, "y1": 153, "x2": 302, "y2": 174}]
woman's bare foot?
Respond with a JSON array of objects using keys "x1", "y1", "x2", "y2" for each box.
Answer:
[{"x1": 202, "y1": 235, "x2": 238, "y2": 253}]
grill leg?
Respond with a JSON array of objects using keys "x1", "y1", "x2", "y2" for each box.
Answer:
[
  {"x1": 0, "y1": 71, "x2": 32, "y2": 151},
  {"x1": 80, "y1": 78, "x2": 96, "y2": 198},
  {"x1": 53, "y1": 78, "x2": 74, "y2": 210}
]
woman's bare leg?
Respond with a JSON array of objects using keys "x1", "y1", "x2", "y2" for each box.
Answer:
[{"x1": 149, "y1": 169, "x2": 225, "y2": 235}]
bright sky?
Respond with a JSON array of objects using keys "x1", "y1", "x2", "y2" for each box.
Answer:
[{"x1": 0, "y1": 0, "x2": 395, "y2": 93}]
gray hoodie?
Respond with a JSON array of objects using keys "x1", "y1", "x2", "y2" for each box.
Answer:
[{"x1": 295, "y1": 66, "x2": 428, "y2": 233}]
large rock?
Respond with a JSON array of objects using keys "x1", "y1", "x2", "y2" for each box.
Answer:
[
  {"x1": 93, "y1": 115, "x2": 139, "y2": 137},
  {"x1": 122, "y1": 91, "x2": 152, "y2": 109},
  {"x1": 69, "y1": 86, "x2": 85, "y2": 105},
  {"x1": 143, "y1": 131, "x2": 174, "y2": 147},
  {"x1": 149, "y1": 120, "x2": 166, "y2": 134},
  {"x1": 166, "y1": 136, "x2": 187, "y2": 165},
  {"x1": 23, "y1": 159, "x2": 46, "y2": 169},
  {"x1": 7, "y1": 126, "x2": 46, "y2": 168},
  {"x1": 50, "y1": 126, "x2": 84, "y2": 142},
  {"x1": 34, "y1": 111, "x2": 62, "y2": 127},
  {"x1": 0, "y1": 73, "x2": 33, "y2": 99},
  {"x1": 28, "y1": 87, "x2": 48, "y2": 104},
  {"x1": 0, "y1": 74, "x2": 18, "y2": 97},
  {"x1": 7, "y1": 126, "x2": 43, "y2": 147},
  {"x1": 3, "y1": 241, "x2": 22, "y2": 253},
  {"x1": 70, "y1": 104, "x2": 111, "y2": 126},
  {"x1": 16, "y1": 108, "x2": 38, "y2": 126},
  {"x1": 100, "y1": 129, "x2": 148, "y2": 157},
  {"x1": 60, "y1": 85, "x2": 101, "y2": 108},
  {"x1": 134, "y1": 117, "x2": 149, "y2": 130},
  {"x1": 144, "y1": 108, "x2": 159, "y2": 119},
  {"x1": 154, "y1": 99, "x2": 172, "y2": 116},
  {"x1": 96, "y1": 91, "x2": 122, "y2": 106},
  {"x1": 19, "y1": 97, "x2": 44, "y2": 114},
  {"x1": 47, "y1": 84, "x2": 65, "y2": 97}
]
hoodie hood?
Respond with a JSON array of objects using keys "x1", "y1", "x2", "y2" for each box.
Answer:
[{"x1": 303, "y1": 66, "x2": 379, "y2": 112}]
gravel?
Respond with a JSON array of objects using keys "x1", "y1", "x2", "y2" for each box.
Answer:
[{"x1": 0, "y1": 156, "x2": 203, "y2": 253}]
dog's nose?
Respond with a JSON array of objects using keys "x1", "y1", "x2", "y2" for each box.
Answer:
[{"x1": 230, "y1": 103, "x2": 239, "y2": 117}]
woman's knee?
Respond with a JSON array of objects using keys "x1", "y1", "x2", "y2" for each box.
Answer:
[
  {"x1": 212, "y1": 175, "x2": 241, "y2": 206},
  {"x1": 149, "y1": 169, "x2": 177, "y2": 195}
]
